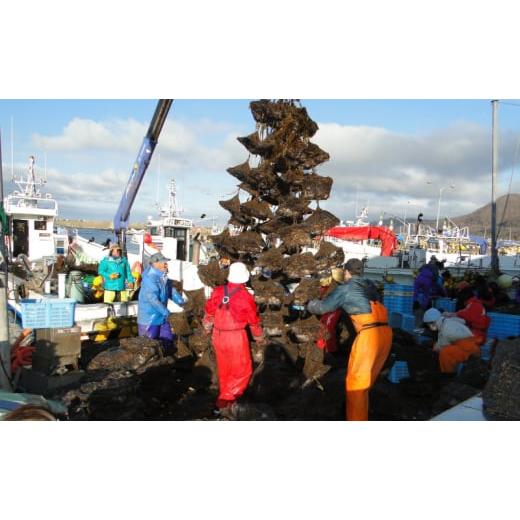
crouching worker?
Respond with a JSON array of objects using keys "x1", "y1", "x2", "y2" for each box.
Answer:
[
  {"x1": 445, "y1": 287, "x2": 490, "y2": 346},
  {"x1": 422, "y1": 308, "x2": 480, "y2": 373},
  {"x1": 307, "y1": 258, "x2": 392, "y2": 421},
  {"x1": 203, "y1": 262, "x2": 265, "y2": 416},
  {"x1": 137, "y1": 252, "x2": 184, "y2": 351},
  {"x1": 98, "y1": 244, "x2": 134, "y2": 303}
]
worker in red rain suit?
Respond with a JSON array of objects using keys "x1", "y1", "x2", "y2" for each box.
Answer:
[
  {"x1": 203, "y1": 262, "x2": 265, "y2": 413},
  {"x1": 446, "y1": 288, "x2": 490, "y2": 346}
]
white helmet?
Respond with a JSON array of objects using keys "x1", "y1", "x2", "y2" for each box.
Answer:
[
  {"x1": 228, "y1": 262, "x2": 250, "y2": 284},
  {"x1": 182, "y1": 264, "x2": 204, "y2": 291},
  {"x1": 423, "y1": 308, "x2": 441, "y2": 323}
]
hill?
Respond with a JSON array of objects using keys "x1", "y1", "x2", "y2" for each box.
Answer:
[{"x1": 450, "y1": 194, "x2": 520, "y2": 241}]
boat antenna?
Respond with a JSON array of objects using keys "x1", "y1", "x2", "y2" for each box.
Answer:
[{"x1": 10, "y1": 116, "x2": 14, "y2": 181}]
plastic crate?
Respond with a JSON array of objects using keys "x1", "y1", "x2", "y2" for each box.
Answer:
[
  {"x1": 401, "y1": 313, "x2": 416, "y2": 333},
  {"x1": 414, "y1": 333, "x2": 432, "y2": 346},
  {"x1": 383, "y1": 294, "x2": 413, "y2": 314},
  {"x1": 480, "y1": 339, "x2": 495, "y2": 362},
  {"x1": 388, "y1": 361, "x2": 410, "y2": 384},
  {"x1": 434, "y1": 298, "x2": 457, "y2": 312},
  {"x1": 20, "y1": 298, "x2": 76, "y2": 329},
  {"x1": 389, "y1": 312, "x2": 402, "y2": 329},
  {"x1": 487, "y1": 312, "x2": 520, "y2": 340}
]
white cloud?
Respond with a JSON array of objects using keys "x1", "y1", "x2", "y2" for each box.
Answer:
[
  {"x1": 313, "y1": 121, "x2": 520, "y2": 221},
  {"x1": 18, "y1": 114, "x2": 520, "y2": 224}
]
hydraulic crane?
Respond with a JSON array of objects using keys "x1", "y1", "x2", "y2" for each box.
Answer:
[{"x1": 113, "y1": 99, "x2": 173, "y2": 252}]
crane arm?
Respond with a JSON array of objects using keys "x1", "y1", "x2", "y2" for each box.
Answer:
[{"x1": 113, "y1": 99, "x2": 173, "y2": 247}]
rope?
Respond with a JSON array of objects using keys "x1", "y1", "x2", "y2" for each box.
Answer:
[{"x1": 497, "y1": 136, "x2": 520, "y2": 240}]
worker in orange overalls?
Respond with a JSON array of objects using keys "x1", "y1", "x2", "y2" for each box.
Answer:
[
  {"x1": 307, "y1": 258, "x2": 392, "y2": 420},
  {"x1": 203, "y1": 262, "x2": 265, "y2": 417},
  {"x1": 422, "y1": 308, "x2": 480, "y2": 373}
]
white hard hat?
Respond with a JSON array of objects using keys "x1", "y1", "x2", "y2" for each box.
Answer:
[
  {"x1": 228, "y1": 262, "x2": 250, "y2": 284},
  {"x1": 423, "y1": 308, "x2": 441, "y2": 323},
  {"x1": 182, "y1": 264, "x2": 204, "y2": 291}
]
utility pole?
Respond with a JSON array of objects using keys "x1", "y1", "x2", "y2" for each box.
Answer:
[
  {"x1": 491, "y1": 100, "x2": 499, "y2": 273},
  {"x1": 0, "y1": 129, "x2": 12, "y2": 390}
]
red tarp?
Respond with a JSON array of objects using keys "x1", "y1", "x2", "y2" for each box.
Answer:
[{"x1": 324, "y1": 226, "x2": 398, "y2": 256}]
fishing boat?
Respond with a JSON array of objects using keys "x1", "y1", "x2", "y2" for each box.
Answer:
[
  {"x1": 3, "y1": 155, "x2": 69, "y2": 262},
  {"x1": 4, "y1": 163, "x2": 207, "y2": 334}
]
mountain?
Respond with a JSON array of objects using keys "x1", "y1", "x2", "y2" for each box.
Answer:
[{"x1": 450, "y1": 194, "x2": 520, "y2": 240}]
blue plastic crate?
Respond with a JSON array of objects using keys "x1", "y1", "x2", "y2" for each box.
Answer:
[
  {"x1": 415, "y1": 333, "x2": 432, "y2": 346},
  {"x1": 389, "y1": 312, "x2": 402, "y2": 329},
  {"x1": 388, "y1": 361, "x2": 410, "y2": 383},
  {"x1": 401, "y1": 313, "x2": 416, "y2": 332},
  {"x1": 20, "y1": 298, "x2": 76, "y2": 329},
  {"x1": 487, "y1": 312, "x2": 520, "y2": 339},
  {"x1": 434, "y1": 298, "x2": 457, "y2": 312},
  {"x1": 480, "y1": 339, "x2": 495, "y2": 362}
]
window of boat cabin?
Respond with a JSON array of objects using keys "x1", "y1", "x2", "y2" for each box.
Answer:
[
  {"x1": 164, "y1": 227, "x2": 187, "y2": 240},
  {"x1": 149, "y1": 226, "x2": 159, "y2": 236},
  {"x1": 34, "y1": 220, "x2": 47, "y2": 231}
]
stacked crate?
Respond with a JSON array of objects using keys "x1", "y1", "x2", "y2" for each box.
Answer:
[
  {"x1": 383, "y1": 283, "x2": 413, "y2": 314},
  {"x1": 433, "y1": 298, "x2": 457, "y2": 312},
  {"x1": 487, "y1": 313, "x2": 520, "y2": 340}
]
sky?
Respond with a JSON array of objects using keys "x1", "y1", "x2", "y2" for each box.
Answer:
[{"x1": 2, "y1": 99, "x2": 520, "y2": 226}]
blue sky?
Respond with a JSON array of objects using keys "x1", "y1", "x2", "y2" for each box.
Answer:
[{"x1": 2, "y1": 99, "x2": 520, "y2": 225}]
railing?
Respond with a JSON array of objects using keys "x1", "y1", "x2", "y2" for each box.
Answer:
[{"x1": 5, "y1": 194, "x2": 58, "y2": 214}]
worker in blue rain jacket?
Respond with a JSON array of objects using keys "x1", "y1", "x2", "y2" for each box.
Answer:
[{"x1": 138, "y1": 252, "x2": 185, "y2": 350}]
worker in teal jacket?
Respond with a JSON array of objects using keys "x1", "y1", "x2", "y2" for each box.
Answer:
[{"x1": 98, "y1": 244, "x2": 134, "y2": 303}]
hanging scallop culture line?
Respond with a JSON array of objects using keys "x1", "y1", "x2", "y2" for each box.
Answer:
[{"x1": 201, "y1": 99, "x2": 345, "y2": 381}]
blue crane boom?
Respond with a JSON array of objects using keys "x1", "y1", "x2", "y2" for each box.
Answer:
[{"x1": 113, "y1": 99, "x2": 173, "y2": 248}]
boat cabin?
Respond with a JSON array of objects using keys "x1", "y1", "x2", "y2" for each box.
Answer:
[{"x1": 3, "y1": 156, "x2": 68, "y2": 261}]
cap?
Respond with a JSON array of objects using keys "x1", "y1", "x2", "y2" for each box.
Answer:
[
  {"x1": 227, "y1": 262, "x2": 250, "y2": 284},
  {"x1": 423, "y1": 308, "x2": 441, "y2": 323},
  {"x1": 149, "y1": 252, "x2": 171, "y2": 264}
]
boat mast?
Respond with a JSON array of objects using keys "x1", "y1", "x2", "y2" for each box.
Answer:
[
  {"x1": 491, "y1": 100, "x2": 499, "y2": 273},
  {"x1": 0, "y1": 129, "x2": 12, "y2": 389}
]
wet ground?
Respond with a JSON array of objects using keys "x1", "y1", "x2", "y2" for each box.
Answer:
[{"x1": 30, "y1": 326, "x2": 490, "y2": 421}]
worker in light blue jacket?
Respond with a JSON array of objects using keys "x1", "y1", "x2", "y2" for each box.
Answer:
[
  {"x1": 137, "y1": 252, "x2": 185, "y2": 348},
  {"x1": 98, "y1": 244, "x2": 134, "y2": 303}
]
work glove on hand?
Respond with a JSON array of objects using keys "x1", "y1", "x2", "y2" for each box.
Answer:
[{"x1": 307, "y1": 299, "x2": 320, "y2": 313}]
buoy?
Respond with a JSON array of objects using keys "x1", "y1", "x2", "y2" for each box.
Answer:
[{"x1": 497, "y1": 274, "x2": 513, "y2": 289}]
